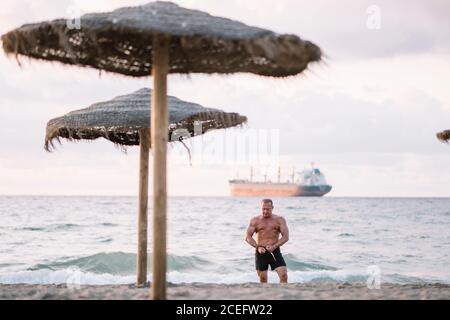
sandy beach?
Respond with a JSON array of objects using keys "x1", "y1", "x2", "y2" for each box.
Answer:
[{"x1": 1, "y1": 283, "x2": 449, "y2": 300}]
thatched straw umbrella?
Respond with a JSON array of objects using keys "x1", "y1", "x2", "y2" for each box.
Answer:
[
  {"x1": 45, "y1": 88, "x2": 246, "y2": 151},
  {"x1": 45, "y1": 87, "x2": 247, "y2": 286},
  {"x1": 437, "y1": 130, "x2": 450, "y2": 143},
  {"x1": 2, "y1": 1, "x2": 321, "y2": 299}
]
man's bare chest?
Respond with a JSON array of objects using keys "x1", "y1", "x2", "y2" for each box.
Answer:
[{"x1": 255, "y1": 220, "x2": 280, "y2": 233}]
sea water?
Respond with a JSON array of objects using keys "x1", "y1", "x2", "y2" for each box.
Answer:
[{"x1": 0, "y1": 196, "x2": 449, "y2": 285}]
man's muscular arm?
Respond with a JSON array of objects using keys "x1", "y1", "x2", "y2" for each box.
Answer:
[
  {"x1": 274, "y1": 217, "x2": 289, "y2": 249},
  {"x1": 245, "y1": 218, "x2": 260, "y2": 249}
]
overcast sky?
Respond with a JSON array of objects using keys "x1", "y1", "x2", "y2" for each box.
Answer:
[{"x1": 0, "y1": 0, "x2": 449, "y2": 196}]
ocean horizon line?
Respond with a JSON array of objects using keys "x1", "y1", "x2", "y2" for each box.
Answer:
[{"x1": 1, "y1": 194, "x2": 450, "y2": 199}]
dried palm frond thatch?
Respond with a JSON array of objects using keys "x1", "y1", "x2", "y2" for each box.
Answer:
[
  {"x1": 44, "y1": 88, "x2": 247, "y2": 151},
  {"x1": 437, "y1": 130, "x2": 450, "y2": 143},
  {"x1": 2, "y1": 1, "x2": 321, "y2": 77}
]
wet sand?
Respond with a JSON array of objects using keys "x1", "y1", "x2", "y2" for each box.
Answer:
[{"x1": 0, "y1": 283, "x2": 449, "y2": 300}]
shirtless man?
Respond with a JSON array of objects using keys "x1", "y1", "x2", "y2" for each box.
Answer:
[{"x1": 245, "y1": 199, "x2": 289, "y2": 283}]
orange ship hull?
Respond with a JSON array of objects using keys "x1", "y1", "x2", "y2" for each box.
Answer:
[{"x1": 229, "y1": 181, "x2": 332, "y2": 197}]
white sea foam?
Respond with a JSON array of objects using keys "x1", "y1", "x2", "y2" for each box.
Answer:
[{"x1": 2, "y1": 268, "x2": 448, "y2": 285}]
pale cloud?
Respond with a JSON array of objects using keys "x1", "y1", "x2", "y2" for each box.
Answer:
[{"x1": 176, "y1": 0, "x2": 450, "y2": 58}]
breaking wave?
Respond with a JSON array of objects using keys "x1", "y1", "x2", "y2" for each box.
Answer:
[{"x1": 27, "y1": 252, "x2": 211, "y2": 275}]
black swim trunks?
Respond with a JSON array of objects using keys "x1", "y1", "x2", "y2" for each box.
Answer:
[{"x1": 255, "y1": 247, "x2": 286, "y2": 271}]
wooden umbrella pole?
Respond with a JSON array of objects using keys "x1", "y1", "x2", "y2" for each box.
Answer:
[
  {"x1": 151, "y1": 35, "x2": 169, "y2": 300},
  {"x1": 137, "y1": 128, "x2": 150, "y2": 287}
]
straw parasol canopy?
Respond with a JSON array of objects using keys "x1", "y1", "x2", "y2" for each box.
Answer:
[
  {"x1": 44, "y1": 88, "x2": 247, "y2": 151},
  {"x1": 437, "y1": 130, "x2": 450, "y2": 143},
  {"x1": 2, "y1": 1, "x2": 321, "y2": 77}
]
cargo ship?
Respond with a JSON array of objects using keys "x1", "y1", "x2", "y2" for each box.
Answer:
[{"x1": 229, "y1": 165, "x2": 332, "y2": 197}]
